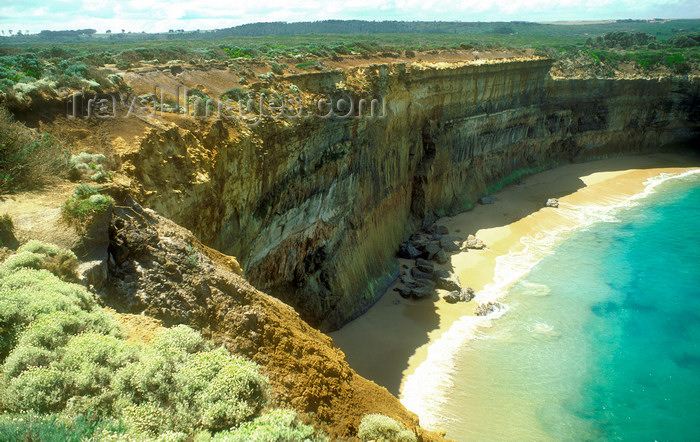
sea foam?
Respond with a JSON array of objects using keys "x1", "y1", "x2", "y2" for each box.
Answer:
[{"x1": 399, "y1": 168, "x2": 700, "y2": 431}]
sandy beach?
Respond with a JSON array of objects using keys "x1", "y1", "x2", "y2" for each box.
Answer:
[{"x1": 329, "y1": 152, "x2": 700, "y2": 399}]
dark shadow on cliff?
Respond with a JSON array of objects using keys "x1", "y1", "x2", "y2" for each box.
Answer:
[{"x1": 443, "y1": 149, "x2": 700, "y2": 234}]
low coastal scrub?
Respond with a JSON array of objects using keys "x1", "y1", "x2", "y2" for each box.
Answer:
[
  {"x1": 68, "y1": 152, "x2": 111, "y2": 183},
  {"x1": 357, "y1": 414, "x2": 417, "y2": 442},
  {"x1": 0, "y1": 108, "x2": 69, "y2": 192},
  {"x1": 1, "y1": 27, "x2": 698, "y2": 111},
  {"x1": 61, "y1": 184, "x2": 114, "y2": 229},
  {"x1": 0, "y1": 243, "x2": 324, "y2": 440},
  {"x1": 0, "y1": 239, "x2": 79, "y2": 282}
]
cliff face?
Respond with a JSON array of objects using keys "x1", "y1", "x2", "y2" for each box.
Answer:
[{"x1": 119, "y1": 59, "x2": 700, "y2": 330}]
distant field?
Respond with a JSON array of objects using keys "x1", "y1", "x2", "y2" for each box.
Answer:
[
  {"x1": 2, "y1": 18, "x2": 700, "y2": 50},
  {"x1": 1, "y1": 19, "x2": 699, "y2": 105}
]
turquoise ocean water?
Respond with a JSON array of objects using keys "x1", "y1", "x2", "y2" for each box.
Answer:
[{"x1": 402, "y1": 170, "x2": 700, "y2": 441}]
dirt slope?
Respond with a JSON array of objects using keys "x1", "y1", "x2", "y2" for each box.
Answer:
[{"x1": 98, "y1": 196, "x2": 445, "y2": 440}]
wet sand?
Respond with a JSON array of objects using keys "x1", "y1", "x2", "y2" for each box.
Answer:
[{"x1": 329, "y1": 152, "x2": 700, "y2": 399}]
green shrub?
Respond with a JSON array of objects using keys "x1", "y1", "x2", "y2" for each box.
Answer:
[
  {"x1": 0, "y1": 53, "x2": 44, "y2": 80},
  {"x1": 295, "y1": 60, "x2": 316, "y2": 71},
  {"x1": 0, "y1": 251, "x2": 45, "y2": 273},
  {"x1": 61, "y1": 185, "x2": 113, "y2": 228},
  {"x1": 2, "y1": 366, "x2": 69, "y2": 412},
  {"x1": 89, "y1": 164, "x2": 111, "y2": 183},
  {"x1": 220, "y1": 87, "x2": 247, "y2": 102},
  {"x1": 70, "y1": 152, "x2": 106, "y2": 166},
  {"x1": 0, "y1": 240, "x2": 79, "y2": 281},
  {"x1": 17, "y1": 239, "x2": 65, "y2": 256},
  {"x1": 332, "y1": 45, "x2": 352, "y2": 55},
  {"x1": 1, "y1": 344, "x2": 56, "y2": 380},
  {"x1": 60, "y1": 61, "x2": 89, "y2": 79},
  {"x1": 114, "y1": 326, "x2": 267, "y2": 434},
  {"x1": 61, "y1": 333, "x2": 139, "y2": 389},
  {"x1": 0, "y1": 413, "x2": 128, "y2": 441},
  {"x1": 72, "y1": 183, "x2": 99, "y2": 199},
  {"x1": 269, "y1": 62, "x2": 285, "y2": 75},
  {"x1": 0, "y1": 268, "x2": 95, "y2": 359},
  {"x1": 672, "y1": 61, "x2": 692, "y2": 75},
  {"x1": 222, "y1": 47, "x2": 255, "y2": 59},
  {"x1": 357, "y1": 414, "x2": 416, "y2": 442},
  {"x1": 2, "y1": 310, "x2": 122, "y2": 379},
  {"x1": 197, "y1": 356, "x2": 268, "y2": 431},
  {"x1": 18, "y1": 310, "x2": 120, "y2": 350},
  {"x1": 116, "y1": 60, "x2": 132, "y2": 70},
  {"x1": 173, "y1": 347, "x2": 230, "y2": 399},
  {"x1": 211, "y1": 409, "x2": 317, "y2": 441},
  {"x1": 149, "y1": 324, "x2": 207, "y2": 354},
  {"x1": 0, "y1": 109, "x2": 69, "y2": 192},
  {"x1": 0, "y1": 254, "x2": 131, "y2": 417},
  {"x1": 0, "y1": 251, "x2": 297, "y2": 440}
]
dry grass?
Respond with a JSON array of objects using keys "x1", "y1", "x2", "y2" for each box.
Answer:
[{"x1": 0, "y1": 108, "x2": 70, "y2": 193}]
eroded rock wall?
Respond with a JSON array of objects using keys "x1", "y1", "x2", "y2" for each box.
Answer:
[{"x1": 120, "y1": 60, "x2": 700, "y2": 330}]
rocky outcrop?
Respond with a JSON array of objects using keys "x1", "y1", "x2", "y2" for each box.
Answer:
[
  {"x1": 475, "y1": 301, "x2": 506, "y2": 316},
  {"x1": 99, "y1": 201, "x2": 440, "y2": 439},
  {"x1": 462, "y1": 234, "x2": 485, "y2": 250},
  {"x1": 545, "y1": 198, "x2": 560, "y2": 208},
  {"x1": 118, "y1": 59, "x2": 700, "y2": 330},
  {"x1": 443, "y1": 287, "x2": 475, "y2": 304}
]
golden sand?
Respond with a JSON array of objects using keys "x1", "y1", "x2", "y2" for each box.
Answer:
[{"x1": 329, "y1": 152, "x2": 700, "y2": 398}]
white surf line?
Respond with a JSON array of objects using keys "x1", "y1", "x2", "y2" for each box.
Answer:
[{"x1": 400, "y1": 168, "x2": 700, "y2": 431}]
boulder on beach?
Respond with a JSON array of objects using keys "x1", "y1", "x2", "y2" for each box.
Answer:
[
  {"x1": 415, "y1": 258, "x2": 434, "y2": 274},
  {"x1": 410, "y1": 286, "x2": 433, "y2": 299},
  {"x1": 437, "y1": 225, "x2": 449, "y2": 235},
  {"x1": 394, "y1": 286, "x2": 412, "y2": 298},
  {"x1": 400, "y1": 273, "x2": 415, "y2": 285},
  {"x1": 435, "y1": 276, "x2": 461, "y2": 292},
  {"x1": 443, "y1": 291, "x2": 461, "y2": 303},
  {"x1": 462, "y1": 234, "x2": 486, "y2": 250},
  {"x1": 439, "y1": 236, "x2": 461, "y2": 252},
  {"x1": 443, "y1": 286, "x2": 476, "y2": 303},
  {"x1": 433, "y1": 269, "x2": 451, "y2": 279},
  {"x1": 479, "y1": 196, "x2": 498, "y2": 205},
  {"x1": 474, "y1": 301, "x2": 505, "y2": 316},
  {"x1": 423, "y1": 242, "x2": 441, "y2": 260},
  {"x1": 435, "y1": 249, "x2": 449, "y2": 264},
  {"x1": 398, "y1": 242, "x2": 421, "y2": 259},
  {"x1": 415, "y1": 278, "x2": 436, "y2": 290},
  {"x1": 545, "y1": 198, "x2": 559, "y2": 208},
  {"x1": 411, "y1": 267, "x2": 432, "y2": 280},
  {"x1": 460, "y1": 287, "x2": 475, "y2": 302}
]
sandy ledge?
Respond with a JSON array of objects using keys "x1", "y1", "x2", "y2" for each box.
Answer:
[{"x1": 329, "y1": 152, "x2": 700, "y2": 399}]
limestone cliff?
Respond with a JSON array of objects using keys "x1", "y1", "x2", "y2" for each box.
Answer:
[{"x1": 117, "y1": 59, "x2": 700, "y2": 330}]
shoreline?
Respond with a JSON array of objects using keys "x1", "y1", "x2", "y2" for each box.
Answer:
[{"x1": 329, "y1": 152, "x2": 700, "y2": 405}]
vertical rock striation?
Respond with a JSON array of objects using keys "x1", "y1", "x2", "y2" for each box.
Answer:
[{"x1": 120, "y1": 59, "x2": 700, "y2": 330}]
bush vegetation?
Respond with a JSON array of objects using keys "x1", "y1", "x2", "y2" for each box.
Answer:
[
  {"x1": 220, "y1": 87, "x2": 247, "y2": 102},
  {"x1": 68, "y1": 152, "x2": 111, "y2": 183},
  {"x1": 0, "y1": 244, "x2": 324, "y2": 441},
  {"x1": 61, "y1": 184, "x2": 114, "y2": 228},
  {"x1": 357, "y1": 414, "x2": 416, "y2": 442},
  {"x1": 1, "y1": 23, "x2": 698, "y2": 107},
  {"x1": 0, "y1": 108, "x2": 70, "y2": 192}
]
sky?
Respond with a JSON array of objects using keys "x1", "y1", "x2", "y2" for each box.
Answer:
[{"x1": 1, "y1": 0, "x2": 699, "y2": 34}]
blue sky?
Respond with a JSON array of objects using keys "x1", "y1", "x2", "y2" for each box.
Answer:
[{"x1": 1, "y1": 0, "x2": 699, "y2": 34}]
